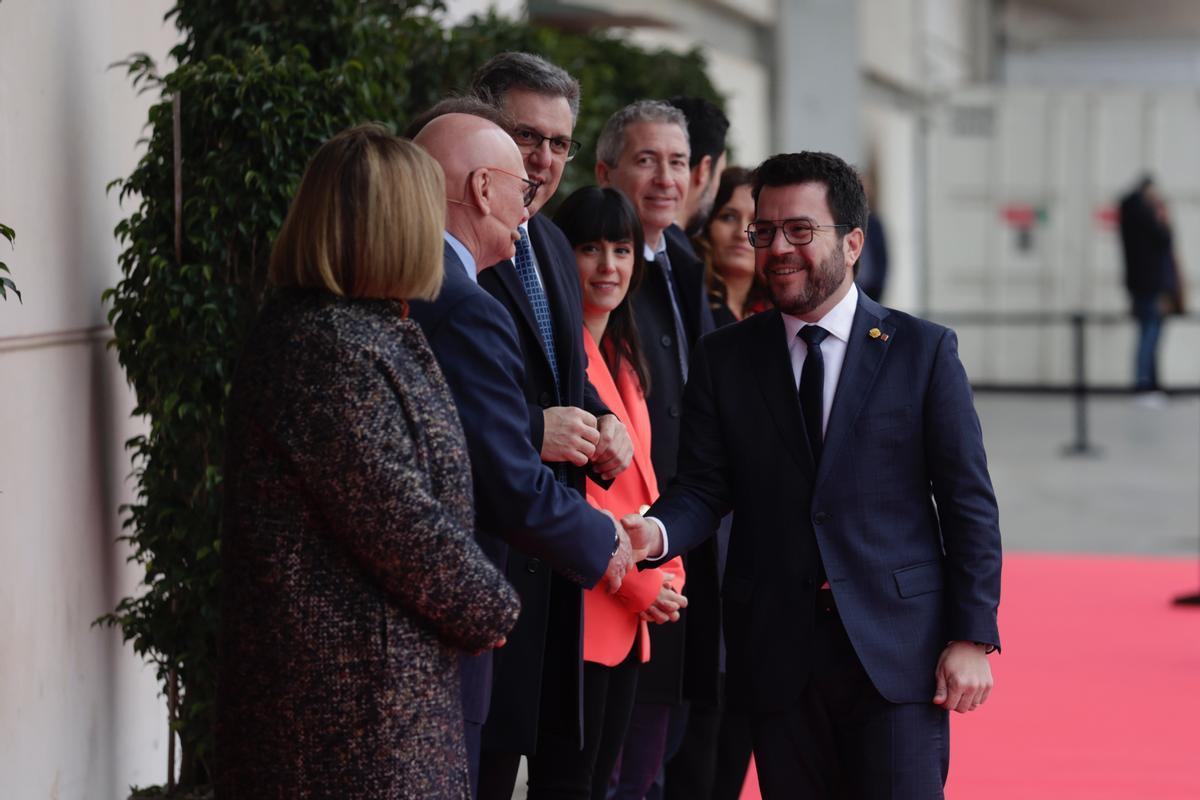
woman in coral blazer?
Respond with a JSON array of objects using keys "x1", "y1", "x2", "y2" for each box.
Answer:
[{"x1": 520, "y1": 187, "x2": 685, "y2": 800}]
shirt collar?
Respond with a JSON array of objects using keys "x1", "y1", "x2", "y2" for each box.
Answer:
[
  {"x1": 644, "y1": 235, "x2": 667, "y2": 263},
  {"x1": 443, "y1": 230, "x2": 477, "y2": 282},
  {"x1": 781, "y1": 282, "x2": 859, "y2": 345}
]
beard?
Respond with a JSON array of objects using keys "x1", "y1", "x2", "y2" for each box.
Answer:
[{"x1": 764, "y1": 245, "x2": 847, "y2": 316}]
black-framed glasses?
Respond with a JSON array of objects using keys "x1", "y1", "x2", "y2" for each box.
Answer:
[
  {"x1": 511, "y1": 127, "x2": 582, "y2": 161},
  {"x1": 487, "y1": 166, "x2": 540, "y2": 207},
  {"x1": 746, "y1": 219, "x2": 852, "y2": 248}
]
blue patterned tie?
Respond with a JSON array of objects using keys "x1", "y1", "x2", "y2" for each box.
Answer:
[{"x1": 513, "y1": 227, "x2": 561, "y2": 400}]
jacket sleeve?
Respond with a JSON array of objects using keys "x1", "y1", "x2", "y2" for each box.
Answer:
[
  {"x1": 424, "y1": 290, "x2": 614, "y2": 588},
  {"x1": 650, "y1": 336, "x2": 733, "y2": 560},
  {"x1": 923, "y1": 328, "x2": 1003, "y2": 650},
  {"x1": 272, "y1": 340, "x2": 520, "y2": 653}
]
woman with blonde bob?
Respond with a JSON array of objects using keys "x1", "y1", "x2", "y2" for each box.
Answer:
[{"x1": 216, "y1": 123, "x2": 520, "y2": 800}]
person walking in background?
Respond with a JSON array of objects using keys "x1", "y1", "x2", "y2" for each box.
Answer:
[
  {"x1": 215, "y1": 124, "x2": 520, "y2": 799},
  {"x1": 517, "y1": 184, "x2": 687, "y2": 800},
  {"x1": 1119, "y1": 174, "x2": 1180, "y2": 397},
  {"x1": 622, "y1": 151, "x2": 1001, "y2": 800}
]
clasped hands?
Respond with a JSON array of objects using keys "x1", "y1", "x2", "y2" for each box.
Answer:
[{"x1": 541, "y1": 408, "x2": 632, "y2": 481}]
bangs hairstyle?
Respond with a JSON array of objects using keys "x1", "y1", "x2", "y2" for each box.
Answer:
[
  {"x1": 554, "y1": 186, "x2": 651, "y2": 395},
  {"x1": 269, "y1": 123, "x2": 445, "y2": 301}
]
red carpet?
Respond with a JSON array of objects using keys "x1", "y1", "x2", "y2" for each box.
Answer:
[{"x1": 738, "y1": 553, "x2": 1200, "y2": 799}]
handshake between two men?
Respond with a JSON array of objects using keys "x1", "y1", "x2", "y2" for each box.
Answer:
[{"x1": 595, "y1": 507, "x2": 686, "y2": 625}]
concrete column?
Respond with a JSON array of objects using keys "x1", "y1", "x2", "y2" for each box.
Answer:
[{"x1": 774, "y1": 0, "x2": 863, "y2": 165}]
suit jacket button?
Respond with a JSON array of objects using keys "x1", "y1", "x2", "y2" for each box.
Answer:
[
  {"x1": 813, "y1": 512, "x2": 830, "y2": 525},
  {"x1": 668, "y1": 404, "x2": 681, "y2": 419},
  {"x1": 539, "y1": 392, "x2": 552, "y2": 407},
  {"x1": 526, "y1": 558, "x2": 542, "y2": 573},
  {"x1": 660, "y1": 334, "x2": 672, "y2": 348}
]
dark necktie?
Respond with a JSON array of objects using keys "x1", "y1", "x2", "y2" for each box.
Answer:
[
  {"x1": 513, "y1": 227, "x2": 561, "y2": 401},
  {"x1": 656, "y1": 248, "x2": 690, "y2": 382},
  {"x1": 798, "y1": 325, "x2": 830, "y2": 464}
]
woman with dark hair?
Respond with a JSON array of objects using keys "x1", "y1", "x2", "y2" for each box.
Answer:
[
  {"x1": 697, "y1": 166, "x2": 772, "y2": 327},
  {"x1": 516, "y1": 187, "x2": 685, "y2": 800},
  {"x1": 216, "y1": 124, "x2": 520, "y2": 799}
]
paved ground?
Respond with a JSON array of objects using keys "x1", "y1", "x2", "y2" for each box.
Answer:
[{"x1": 977, "y1": 393, "x2": 1200, "y2": 557}]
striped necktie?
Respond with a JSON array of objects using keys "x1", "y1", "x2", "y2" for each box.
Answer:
[{"x1": 513, "y1": 227, "x2": 561, "y2": 401}]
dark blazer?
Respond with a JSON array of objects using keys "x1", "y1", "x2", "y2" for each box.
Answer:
[
  {"x1": 217, "y1": 290, "x2": 520, "y2": 799},
  {"x1": 632, "y1": 224, "x2": 718, "y2": 703},
  {"x1": 650, "y1": 292, "x2": 1002, "y2": 713},
  {"x1": 478, "y1": 213, "x2": 611, "y2": 482},
  {"x1": 1118, "y1": 188, "x2": 1174, "y2": 300},
  {"x1": 409, "y1": 246, "x2": 615, "y2": 740},
  {"x1": 476, "y1": 213, "x2": 612, "y2": 753}
]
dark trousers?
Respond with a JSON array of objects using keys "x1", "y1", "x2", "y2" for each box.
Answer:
[
  {"x1": 1132, "y1": 294, "x2": 1164, "y2": 390},
  {"x1": 663, "y1": 675, "x2": 753, "y2": 800},
  {"x1": 610, "y1": 701, "x2": 673, "y2": 800},
  {"x1": 751, "y1": 596, "x2": 949, "y2": 800},
  {"x1": 527, "y1": 652, "x2": 640, "y2": 800}
]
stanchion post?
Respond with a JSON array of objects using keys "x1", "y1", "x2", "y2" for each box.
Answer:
[{"x1": 1062, "y1": 312, "x2": 1101, "y2": 457}]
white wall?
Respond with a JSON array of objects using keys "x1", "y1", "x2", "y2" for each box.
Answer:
[
  {"x1": 926, "y1": 86, "x2": 1200, "y2": 386},
  {"x1": 0, "y1": 1, "x2": 178, "y2": 797},
  {"x1": 1005, "y1": 39, "x2": 1200, "y2": 87}
]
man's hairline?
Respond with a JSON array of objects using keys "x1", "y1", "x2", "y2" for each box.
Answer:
[
  {"x1": 753, "y1": 180, "x2": 857, "y2": 235},
  {"x1": 600, "y1": 119, "x2": 690, "y2": 168},
  {"x1": 495, "y1": 84, "x2": 580, "y2": 126}
]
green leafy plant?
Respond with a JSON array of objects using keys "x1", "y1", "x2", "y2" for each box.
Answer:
[
  {"x1": 0, "y1": 223, "x2": 19, "y2": 302},
  {"x1": 102, "y1": 1, "x2": 722, "y2": 793}
]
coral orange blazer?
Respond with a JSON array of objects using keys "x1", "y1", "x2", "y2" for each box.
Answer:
[{"x1": 582, "y1": 330, "x2": 685, "y2": 667}]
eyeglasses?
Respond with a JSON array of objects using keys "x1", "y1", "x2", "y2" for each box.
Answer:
[
  {"x1": 745, "y1": 219, "x2": 852, "y2": 248},
  {"x1": 511, "y1": 127, "x2": 582, "y2": 161},
  {"x1": 450, "y1": 166, "x2": 541, "y2": 209},
  {"x1": 489, "y1": 166, "x2": 541, "y2": 207}
]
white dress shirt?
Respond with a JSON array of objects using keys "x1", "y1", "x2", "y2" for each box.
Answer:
[
  {"x1": 646, "y1": 283, "x2": 861, "y2": 560},
  {"x1": 781, "y1": 283, "x2": 859, "y2": 435}
]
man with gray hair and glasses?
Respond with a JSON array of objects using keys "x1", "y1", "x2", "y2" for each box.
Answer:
[
  {"x1": 597, "y1": 99, "x2": 717, "y2": 800},
  {"x1": 468, "y1": 51, "x2": 637, "y2": 800}
]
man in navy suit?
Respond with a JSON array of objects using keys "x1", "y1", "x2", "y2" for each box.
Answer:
[
  {"x1": 464, "y1": 52, "x2": 637, "y2": 800},
  {"x1": 409, "y1": 111, "x2": 635, "y2": 796},
  {"x1": 595, "y1": 99, "x2": 717, "y2": 800},
  {"x1": 623, "y1": 151, "x2": 1002, "y2": 799}
]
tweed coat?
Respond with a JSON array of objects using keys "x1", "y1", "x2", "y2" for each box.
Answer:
[{"x1": 216, "y1": 289, "x2": 521, "y2": 799}]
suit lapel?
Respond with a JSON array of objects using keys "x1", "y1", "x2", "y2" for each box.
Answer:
[
  {"x1": 751, "y1": 311, "x2": 816, "y2": 480},
  {"x1": 492, "y1": 259, "x2": 539, "y2": 337},
  {"x1": 664, "y1": 229, "x2": 711, "y2": 342},
  {"x1": 815, "y1": 295, "x2": 895, "y2": 491}
]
